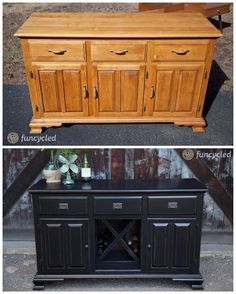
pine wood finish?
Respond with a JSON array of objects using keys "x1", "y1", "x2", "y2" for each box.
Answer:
[{"x1": 15, "y1": 13, "x2": 222, "y2": 133}]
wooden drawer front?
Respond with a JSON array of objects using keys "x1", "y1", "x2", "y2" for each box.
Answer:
[
  {"x1": 94, "y1": 196, "x2": 142, "y2": 215},
  {"x1": 148, "y1": 196, "x2": 197, "y2": 215},
  {"x1": 28, "y1": 39, "x2": 85, "y2": 61},
  {"x1": 91, "y1": 42, "x2": 146, "y2": 61},
  {"x1": 39, "y1": 196, "x2": 88, "y2": 215},
  {"x1": 150, "y1": 42, "x2": 208, "y2": 61}
]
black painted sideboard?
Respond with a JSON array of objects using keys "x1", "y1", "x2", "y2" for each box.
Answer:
[{"x1": 29, "y1": 179, "x2": 207, "y2": 290}]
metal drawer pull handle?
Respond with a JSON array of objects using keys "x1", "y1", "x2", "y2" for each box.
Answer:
[
  {"x1": 112, "y1": 202, "x2": 123, "y2": 209},
  {"x1": 94, "y1": 86, "x2": 98, "y2": 99},
  {"x1": 48, "y1": 49, "x2": 67, "y2": 55},
  {"x1": 168, "y1": 202, "x2": 178, "y2": 209},
  {"x1": 110, "y1": 49, "x2": 128, "y2": 55},
  {"x1": 83, "y1": 86, "x2": 88, "y2": 99},
  {"x1": 147, "y1": 244, "x2": 151, "y2": 248},
  {"x1": 150, "y1": 86, "x2": 155, "y2": 99},
  {"x1": 85, "y1": 244, "x2": 89, "y2": 249},
  {"x1": 171, "y1": 49, "x2": 190, "y2": 55},
  {"x1": 58, "y1": 203, "x2": 69, "y2": 210}
]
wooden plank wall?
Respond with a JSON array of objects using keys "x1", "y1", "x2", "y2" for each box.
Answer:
[{"x1": 3, "y1": 148, "x2": 233, "y2": 231}]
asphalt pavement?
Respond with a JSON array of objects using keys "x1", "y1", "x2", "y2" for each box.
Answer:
[{"x1": 3, "y1": 84, "x2": 233, "y2": 146}]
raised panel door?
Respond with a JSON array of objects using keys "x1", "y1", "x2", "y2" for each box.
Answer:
[
  {"x1": 147, "y1": 222, "x2": 170, "y2": 269},
  {"x1": 146, "y1": 63, "x2": 204, "y2": 117},
  {"x1": 40, "y1": 219, "x2": 89, "y2": 273},
  {"x1": 147, "y1": 219, "x2": 197, "y2": 273},
  {"x1": 40, "y1": 221, "x2": 65, "y2": 272},
  {"x1": 33, "y1": 63, "x2": 88, "y2": 116},
  {"x1": 172, "y1": 223, "x2": 193, "y2": 268},
  {"x1": 65, "y1": 221, "x2": 89, "y2": 271},
  {"x1": 92, "y1": 64, "x2": 145, "y2": 117},
  {"x1": 38, "y1": 70, "x2": 61, "y2": 112}
]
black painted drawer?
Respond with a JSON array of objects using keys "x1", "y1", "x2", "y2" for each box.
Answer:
[
  {"x1": 148, "y1": 196, "x2": 197, "y2": 215},
  {"x1": 94, "y1": 196, "x2": 142, "y2": 215},
  {"x1": 38, "y1": 196, "x2": 88, "y2": 215}
]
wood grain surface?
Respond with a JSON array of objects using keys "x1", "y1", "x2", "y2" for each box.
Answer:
[{"x1": 15, "y1": 12, "x2": 222, "y2": 38}]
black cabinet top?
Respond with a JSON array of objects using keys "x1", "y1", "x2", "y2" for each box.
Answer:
[{"x1": 29, "y1": 179, "x2": 207, "y2": 194}]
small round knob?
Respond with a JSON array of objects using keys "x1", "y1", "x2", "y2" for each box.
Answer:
[
  {"x1": 147, "y1": 244, "x2": 151, "y2": 248},
  {"x1": 85, "y1": 244, "x2": 89, "y2": 249}
]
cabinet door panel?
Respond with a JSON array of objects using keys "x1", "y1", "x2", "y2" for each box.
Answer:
[
  {"x1": 147, "y1": 63, "x2": 204, "y2": 117},
  {"x1": 175, "y1": 70, "x2": 198, "y2": 112},
  {"x1": 41, "y1": 222, "x2": 65, "y2": 270},
  {"x1": 151, "y1": 223, "x2": 170, "y2": 268},
  {"x1": 66, "y1": 222, "x2": 88, "y2": 269},
  {"x1": 39, "y1": 70, "x2": 61, "y2": 112},
  {"x1": 173, "y1": 223, "x2": 191, "y2": 267},
  {"x1": 154, "y1": 70, "x2": 174, "y2": 112},
  {"x1": 97, "y1": 70, "x2": 117, "y2": 112},
  {"x1": 93, "y1": 64, "x2": 144, "y2": 117},
  {"x1": 33, "y1": 63, "x2": 88, "y2": 116},
  {"x1": 63, "y1": 70, "x2": 83, "y2": 112},
  {"x1": 120, "y1": 70, "x2": 139, "y2": 112},
  {"x1": 147, "y1": 219, "x2": 197, "y2": 273},
  {"x1": 40, "y1": 219, "x2": 89, "y2": 273}
]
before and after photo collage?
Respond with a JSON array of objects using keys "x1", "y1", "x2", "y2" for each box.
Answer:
[{"x1": 2, "y1": 1, "x2": 234, "y2": 292}]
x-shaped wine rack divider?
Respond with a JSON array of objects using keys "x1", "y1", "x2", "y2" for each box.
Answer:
[{"x1": 97, "y1": 219, "x2": 139, "y2": 262}]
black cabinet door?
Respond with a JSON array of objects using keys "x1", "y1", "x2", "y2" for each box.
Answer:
[
  {"x1": 147, "y1": 219, "x2": 197, "y2": 273},
  {"x1": 40, "y1": 219, "x2": 89, "y2": 273}
]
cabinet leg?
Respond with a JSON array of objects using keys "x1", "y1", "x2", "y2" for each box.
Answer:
[
  {"x1": 30, "y1": 126, "x2": 43, "y2": 134},
  {"x1": 192, "y1": 126, "x2": 205, "y2": 133},
  {"x1": 33, "y1": 281, "x2": 45, "y2": 290},
  {"x1": 191, "y1": 281, "x2": 204, "y2": 290}
]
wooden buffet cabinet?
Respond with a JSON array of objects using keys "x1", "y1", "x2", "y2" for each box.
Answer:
[
  {"x1": 15, "y1": 13, "x2": 221, "y2": 134},
  {"x1": 29, "y1": 179, "x2": 207, "y2": 290}
]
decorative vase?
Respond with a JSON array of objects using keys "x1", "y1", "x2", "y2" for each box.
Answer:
[
  {"x1": 43, "y1": 150, "x2": 61, "y2": 183},
  {"x1": 43, "y1": 169, "x2": 61, "y2": 183}
]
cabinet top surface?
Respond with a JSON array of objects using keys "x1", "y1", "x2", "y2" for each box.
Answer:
[
  {"x1": 15, "y1": 12, "x2": 222, "y2": 38},
  {"x1": 29, "y1": 179, "x2": 207, "y2": 193}
]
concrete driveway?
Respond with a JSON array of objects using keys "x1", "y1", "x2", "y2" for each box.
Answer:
[{"x1": 3, "y1": 240, "x2": 233, "y2": 291}]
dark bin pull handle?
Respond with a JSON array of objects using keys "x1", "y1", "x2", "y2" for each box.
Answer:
[{"x1": 168, "y1": 202, "x2": 178, "y2": 209}]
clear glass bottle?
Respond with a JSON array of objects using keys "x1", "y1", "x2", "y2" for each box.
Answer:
[{"x1": 81, "y1": 150, "x2": 91, "y2": 182}]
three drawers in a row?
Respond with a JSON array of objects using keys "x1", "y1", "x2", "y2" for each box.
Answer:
[
  {"x1": 27, "y1": 39, "x2": 209, "y2": 62},
  {"x1": 38, "y1": 195, "x2": 198, "y2": 216}
]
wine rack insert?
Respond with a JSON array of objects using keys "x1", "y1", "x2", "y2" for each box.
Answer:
[
  {"x1": 96, "y1": 219, "x2": 141, "y2": 269},
  {"x1": 29, "y1": 179, "x2": 206, "y2": 290}
]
